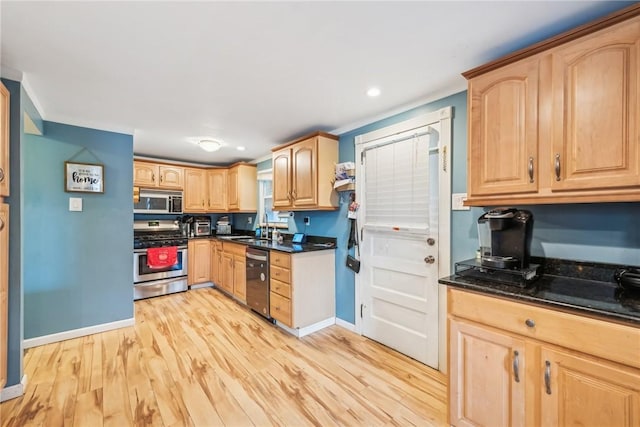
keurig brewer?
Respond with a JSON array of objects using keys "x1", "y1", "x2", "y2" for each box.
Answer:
[{"x1": 477, "y1": 207, "x2": 533, "y2": 270}]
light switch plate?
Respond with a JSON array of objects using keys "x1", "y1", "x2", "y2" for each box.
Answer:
[
  {"x1": 452, "y1": 193, "x2": 469, "y2": 211},
  {"x1": 69, "y1": 197, "x2": 83, "y2": 212}
]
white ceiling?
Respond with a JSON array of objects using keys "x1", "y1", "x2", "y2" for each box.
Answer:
[{"x1": 1, "y1": 1, "x2": 635, "y2": 164}]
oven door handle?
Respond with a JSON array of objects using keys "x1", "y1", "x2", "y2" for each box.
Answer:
[
  {"x1": 134, "y1": 246, "x2": 187, "y2": 254},
  {"x1": 246, "y1": 252, "x2": 268, "y2": 262}
]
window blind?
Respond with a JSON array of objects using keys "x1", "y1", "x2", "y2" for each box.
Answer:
[{"x1": 363, "y1": 132, "x2": 430, "y2": 235}]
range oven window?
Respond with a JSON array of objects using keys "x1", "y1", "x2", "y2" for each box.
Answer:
[{"x1": 137, "y1": 251, "x2": 185, "y2": 275}]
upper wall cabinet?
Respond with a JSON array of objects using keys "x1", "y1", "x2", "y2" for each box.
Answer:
[
  {"x1": 0, "y1": 82, "x2": 9, "y2": 198},
  {"x1": 464, "y1": 6, "x2": 640, "y2": 206},
  {"x1": 184, "y1": 167, "x2": 208, "y2": 212},
  {"x1": 272, "y1": 132, "x2": 338, "y2": 211},
  {"x1": 207, "y1": 168, "x2": 227, "y2": 211},
  {"x1": 227, "y1": 163, "x2": 257, "y2": 212},
  {"x1": 133, "y1": 161, "x2": 184, "y2": 190}
]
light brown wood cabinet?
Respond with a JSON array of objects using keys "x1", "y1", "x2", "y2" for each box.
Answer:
[
  {"x1": 227, "y1": 163, "x2": 257, "y2": 212},
  {"x1": 207, "y1": 169, "x2": 227, "y2": 211},
  {"x1": 0, "y1": 203, "x2": 8, "y2": 390},
  {"x1": 0, "y1": 82, "x2": 9, "y2": 198},
  {"x1": 219, "y1": 242, "x2": 246, "y2": 301},
  {"x1": 133, "y1": 161, "x2": 184, "y2": 190},
  {"x1": 187, "y1": 239, "x2": 210, "y2": 285},
  {"x1": 464, "y1": 9, "x2": 640, "y2": 205},
  {"x1": 272, "y1": 132, "x2": 338, "y2": 211},
  {"x1": 184, "y1": 167, "x2": 208, "y2": 212},
  {"x1": 210, "y1": 240, "x2": 223, "y2": 286},
  {"x1": 448, "y1": 288, "x2": 640, "y2": 427},
  {"x1": 269, "y1": 250, "x2": 335, "y2": 333}
]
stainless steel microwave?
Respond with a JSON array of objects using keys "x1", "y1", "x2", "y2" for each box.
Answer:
[{"x1": 134, "y1": 190, "x2": 183, "y2": 214}]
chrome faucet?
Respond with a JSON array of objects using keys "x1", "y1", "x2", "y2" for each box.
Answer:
[{"x1": 263, "y1": 212, "x2": 270, "y2": 240}]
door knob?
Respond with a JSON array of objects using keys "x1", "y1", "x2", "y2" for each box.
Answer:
[
  {"x1": 424, "y1": 256, "x2": 435, "y2": 264},
  {"x1": 427, "y1": 238, "x2": 436, "y2": 246}
]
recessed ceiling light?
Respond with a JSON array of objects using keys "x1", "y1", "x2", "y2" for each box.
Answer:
[
  {"x1": 237, "y1": 146, "x2": 246, "y2": 151},
  {"x1": 367, "y1": 87, "x2": 381, "y2": 97}
]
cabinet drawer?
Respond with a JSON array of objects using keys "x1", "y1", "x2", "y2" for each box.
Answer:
[
  {"x1": 223, "y1": 242, "x2": 246, "y2": 256},
  {"x1": 270, "y1": 278, "x2": 291, "y2": 299},
  {"x1": 270, "y1": 264, "x2": 291, "y2": 284},
  {"x1": 448, "y1": 288, "x2": 640, "y2": 369},
  {"x1": 270, "y1": 291, "x2": 292, "y2": 327},
  {"x1": 271, "y1": 252, "x2": 291, "y2": 269}
]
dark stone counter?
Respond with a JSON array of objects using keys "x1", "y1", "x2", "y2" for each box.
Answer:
[
  {"x1": 199, "y1": 234, "x2": 337, "y2": 254},
  {"x1": 439, "y1": 257, "x2": 640, "y2": 326}
]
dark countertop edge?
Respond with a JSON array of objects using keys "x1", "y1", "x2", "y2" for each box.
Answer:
[
  {"x1": 439, "y1": 276, "x2": 640, "y2": 327},
  {"x1": 192, "y1": 236, "x2": 337, "y2": 253}
]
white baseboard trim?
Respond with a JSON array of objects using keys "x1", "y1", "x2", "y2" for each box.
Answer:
[
  {"x1": 335, "y1": 318, "x2": 357, "y2": 333},
  {"x1": 276, "y1": 317, "x2": 335, "y2": 338},
  {"x1": 23, "y1": 317, "x2": 135, "y2": 349},
  {"x1": 1, "y1": 374, "x2": 27, "y2": 402}
]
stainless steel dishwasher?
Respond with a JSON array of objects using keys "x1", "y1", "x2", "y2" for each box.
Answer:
[{"x1": 246, "y1": 247, "x2": 271, "y2": 320}]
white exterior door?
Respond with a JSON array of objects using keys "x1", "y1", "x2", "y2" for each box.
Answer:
[{"x1": 355, "y1": 108, "x2": 451, "y2": 369}]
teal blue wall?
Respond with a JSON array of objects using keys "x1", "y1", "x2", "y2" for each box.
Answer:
[{"x1": 23, "y1": 121, "x2": 134, "y2": 339}]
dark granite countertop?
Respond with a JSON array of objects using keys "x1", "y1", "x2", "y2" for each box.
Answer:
[
  {"x1": 194, "y1": 234, "x2": 337, "y2": 254},
  {"x1": 439, "y1": 257, "x2": 640, "y2": 326}
]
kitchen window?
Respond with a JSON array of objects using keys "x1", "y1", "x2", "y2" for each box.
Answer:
[{"x1": 258, "y1": 169, "x2": 289, "y2": 229}]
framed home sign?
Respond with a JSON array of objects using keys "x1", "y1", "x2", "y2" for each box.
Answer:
[{"x1": 65, "y1": 161, "x2": 104, "y2": 193}]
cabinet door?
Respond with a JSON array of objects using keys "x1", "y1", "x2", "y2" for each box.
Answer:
[
  {"x1": 207, "y1": 169, "x2": 227, "y2": 211},
  {"x1": 233, "y1": 254, "x2": 246, "y2": 302},
  {"x1": 449, "y1": 318, "x2": 526, "y2": 427},
  {"x1": 272, "y1": 148, "x2": 292, "y2": 209},
  {"x1": 227, "y1": 167, "x2": 239, "y2": 210},
  {"x1": 158, "y1": 166, "x2": 184, "y2": 189},
  {"x1": 0, "y1": 203, "x2": 8, "y2": 389},
  {"x1": 540, "y1": 346, "x2": 640, "y2": 427},
  {"x1": 221, "y1": 252, "x2": 234, "y2": 294},
  {"x1": 291, "y1": 137, "x2": 317, "y2": 207},
  {"x1": 133, "y1": 161, "x2": 159, "y2": 188},
  {"x1": 468, "y1": 57, "x2": 539, "y2": 197},
  {"x1": 188, "y1": 240, "x2": 210, "y2": 284},
  {"x1": 0, "y1": 83, "x2": 9, "y2": 197},
  {"x1": 184, "y1": 168, "x2": 206, "y2": 212},
  {"x1": 551, "y1": 18, "x2": 640, "y2": 191}
]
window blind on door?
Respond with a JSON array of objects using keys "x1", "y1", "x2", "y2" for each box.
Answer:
[{"x1": 363, "y1": 131, "x2": 430, "y2": 235}]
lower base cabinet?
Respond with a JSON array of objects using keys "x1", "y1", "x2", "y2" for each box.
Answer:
[
  {"x1": 187, "y1": 239, "x2": 210, "y2": 285},
  {"x1": 1, "y1": 203, "x2": 9, "y2": 390},
  {"x1": 269, "y1": 250, "x2": 335, "y2": 330},
  {"x1": 448, "y1": 288, "x2": 640, "y2": 427},
  {"x1": 218, "y1": 242, "x2": 246, "y2": 302}
]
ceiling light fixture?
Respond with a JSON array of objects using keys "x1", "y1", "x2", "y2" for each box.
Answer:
[
  {"x1": 198, "y1": 139, "x2": 222, "y2": 152},
  {"x1": 367, "y1": 87, "x2": 381, "y2": 97},
  {"x1": 237, "y1": 146, "x2": 246, "y2": 151}
]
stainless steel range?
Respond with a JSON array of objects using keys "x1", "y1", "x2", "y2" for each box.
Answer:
[{"x1": 133, "y1": 220, "x2": 188, "y2": 300}]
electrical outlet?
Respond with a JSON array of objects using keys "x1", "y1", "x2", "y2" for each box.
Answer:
[
  {"x1": 452, "y1": 193, "x2": 470, "y2": 211},
  {"x1": 303, "y1": 216, "x2": 310, "y2": 225},
  {"x1": 247, "y1": 217, "x2": 253, "y2": 224}
]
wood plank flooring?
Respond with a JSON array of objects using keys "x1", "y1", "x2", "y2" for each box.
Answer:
[{"x1": 1, "y1": 287, "x2": 447, "y2": 426}]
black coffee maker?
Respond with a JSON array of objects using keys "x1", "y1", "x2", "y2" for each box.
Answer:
[{"x1": 477, "y1": 208, "x2": 533, "y2": 270}]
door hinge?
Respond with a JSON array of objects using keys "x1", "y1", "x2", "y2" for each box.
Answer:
[
  {"x1": 360, "y1": 303, "x2": 363, "y2": 318},
  {"x1": 360, "y1": 150, "x2": 365, "y2": 165}
]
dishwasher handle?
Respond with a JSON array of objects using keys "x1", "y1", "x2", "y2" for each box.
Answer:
[{"x1": 246, "y1": 251, "x2": 268, "y2": 262}]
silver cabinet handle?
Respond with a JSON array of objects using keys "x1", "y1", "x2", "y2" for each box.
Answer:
[
  {"x1": 0, "y1": 168, "x2": 4, "y2": 182},
  {"x1": 525, "y1": 318, "x2": 535, "y2": 328},
  {"x1": 554, "y1": 154, "x2": 561, "y2": 181},
  {"x1": 544, "y1": 360, "x2": 552, "y2": 395},
  {"x1": 528, "y1": 157, "x2": 534, "y2": 183},
  {"x1": 152, "y1": 173, "x2": 156, "y2": 182},
  {"x1": 513, "y1": 350, "x2": 520, "y2": 383},
  {"x1": 0, "y1": 217, "x2": 4, "y2": 231},
  {"x1": 160, "y1": 175, "x2": 163, "y2": 182}
]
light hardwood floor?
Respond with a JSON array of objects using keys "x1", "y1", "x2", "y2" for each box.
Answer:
[{"x1": 1, "y1": 287, "x2": 447, "y2": 426}]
